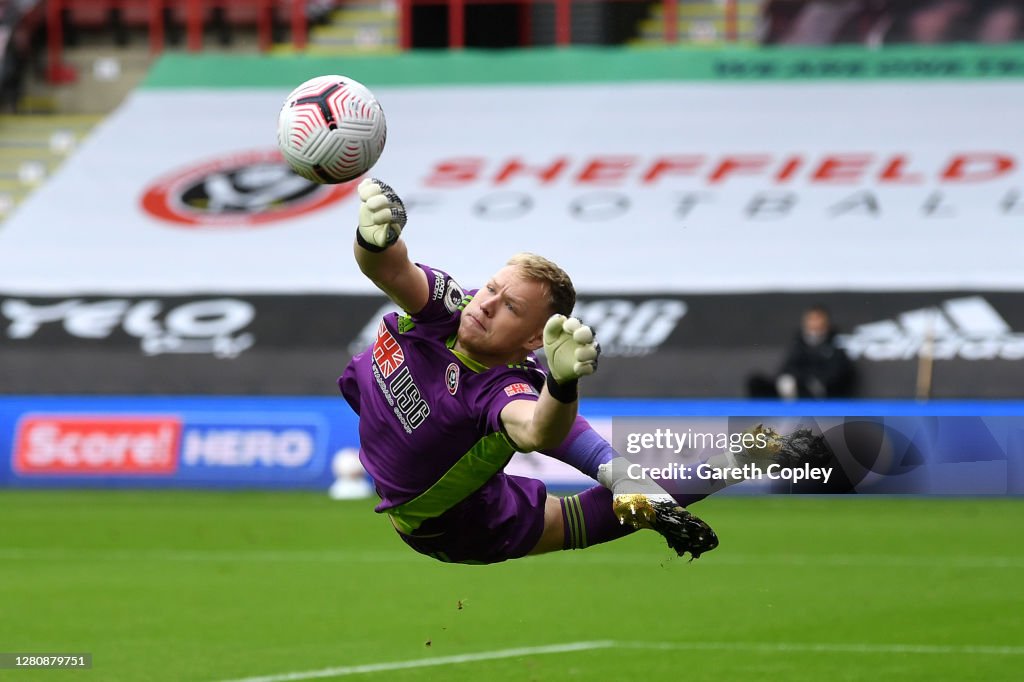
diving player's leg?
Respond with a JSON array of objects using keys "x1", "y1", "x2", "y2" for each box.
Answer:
[
  {"x1": 597, "y1": 461, "x2": 720, "y2": 560},
  {"x1": 528, "y1": 484, "x2": 718, "y2": 560},
  {"x1": 528, "y1": 490, "x2": 636, "y2": 555},
  {"x1": 527, "y1": 497, "x2": 566, "y2": 555},
  {"x1": 391, "y1": 473, "x2": 550, "y2": 564}
]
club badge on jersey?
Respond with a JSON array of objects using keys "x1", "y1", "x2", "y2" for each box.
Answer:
[{"x1": 445, "y1": 363, "x2": 460, "y2": 396}]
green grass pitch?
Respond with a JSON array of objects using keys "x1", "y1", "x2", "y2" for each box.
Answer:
[{"x1": 1, "y1": 491, "x2": 1022, "y2": 681}]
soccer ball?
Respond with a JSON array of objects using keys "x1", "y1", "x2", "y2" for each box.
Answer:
[{"x1": 277, "y1": 75, "x2": 387, "y2": 184}]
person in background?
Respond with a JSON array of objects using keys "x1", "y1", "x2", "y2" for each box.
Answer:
[
  {"x1": 975, "y1": 1, "x2": 1023, "y2": 43},
  {"x1": 760, "y1": 0, "x2": 890, "y2": 45},
  {"x1": 900, "y1": 0, "x2": 971, "y2": 43},
  {"x1": 747, "y1": 304, "x2": 857, "y2": 400}
]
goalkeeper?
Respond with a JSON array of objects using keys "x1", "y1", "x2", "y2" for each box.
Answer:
[{"x1": 338, "y1": 178, "x2": 720, "y2": 565}]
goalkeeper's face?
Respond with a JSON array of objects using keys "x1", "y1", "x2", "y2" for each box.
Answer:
[{"x1": 456, "y1": 265, "x2": 551, "y2": 367}]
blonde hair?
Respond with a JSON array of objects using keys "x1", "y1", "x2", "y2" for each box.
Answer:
[{"x1": 506, "y1": 252, "x2": 576, "y2": 317}]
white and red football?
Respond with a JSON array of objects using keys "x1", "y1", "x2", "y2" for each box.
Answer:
[{"x1": 277, "y1": 75, "x2": 387, "y2": 184}]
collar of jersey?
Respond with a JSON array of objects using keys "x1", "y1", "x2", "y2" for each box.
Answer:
[{"x1": 446, "y1": 334, "x2": 489, "y2": 373}]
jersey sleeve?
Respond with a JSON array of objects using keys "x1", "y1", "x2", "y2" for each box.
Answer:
[
  {"x1": 476, "y1": 367, "x2": 544, "y2": 437},
  {"x1": 411, "y1": 263, "x2": 468, "y2": 323}
]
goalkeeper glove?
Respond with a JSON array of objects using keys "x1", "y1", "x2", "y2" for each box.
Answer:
[
  {"x1": 542, "y1": 315, "x2": 599, "y2": 402},
  {"x1": 356, "y1": 178, "x2": 407, "y2": 252}
]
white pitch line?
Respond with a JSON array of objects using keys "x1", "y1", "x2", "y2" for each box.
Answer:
[
  {"x1": 616, "y1": 640, "x2": 1024, "y2": 656},
  {"x1": 214, "y1": 638, "x2": 1024, "y2": 682},
  {"x1": 213, "y1": 641, "x2": 615, "y2": 682}
]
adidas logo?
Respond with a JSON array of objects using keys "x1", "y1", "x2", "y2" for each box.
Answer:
[{"x1": 836, "y1": 296, "x2": 1024, "y2": 362}]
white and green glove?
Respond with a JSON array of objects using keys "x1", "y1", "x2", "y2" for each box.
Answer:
[
  {"x1": 542, "y1": 314, "x2": 600, "y2": 402},
  {"x1": 356, "y1": 178, "x2": 407, "y2": 252}
]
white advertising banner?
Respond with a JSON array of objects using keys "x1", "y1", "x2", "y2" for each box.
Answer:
[{"x1": 1, "y1": 81, "x2": 1022, "y2": 294}]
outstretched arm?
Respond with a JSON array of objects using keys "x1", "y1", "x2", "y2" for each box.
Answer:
[
  {"x1": 500, "y1": 390, "x2": 577, "y2": 453},
  {"x1": 500, "y1": 315, "x2": 600, "y2": 452},
  {"x1": 353, "y1": 178, "x2": 429, "y2": 315},
  {"x1": 540, "y1": 415, "x2": 614, "y2": 479}
]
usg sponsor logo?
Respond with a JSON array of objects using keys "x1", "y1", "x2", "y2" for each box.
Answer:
[
  {"x1": 2, "y1": 297, "x2": 255, "y2": 358},
  {"x1": 140, "y1": 150, "x2": 357, "y2": 227},
  {"x1": 181, "y1": 423, "x2": 318, "y2": 469},
  {"x1": 388, "y1": 366, "x2": 431, "y2": 433},
  {"x1": 837, "y1": 296, "x2": 1024, "y2": 361},
  {"x1": 14, "y1": 416, "x2": 181, "y2": 475},
  {"x1": 349, "y1": 298, "x2": 687, "y2": 358}
]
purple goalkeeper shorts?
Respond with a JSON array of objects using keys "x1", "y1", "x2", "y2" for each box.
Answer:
[{"x1": 391, "y1": 473, "x2": 548, "y2": 565}]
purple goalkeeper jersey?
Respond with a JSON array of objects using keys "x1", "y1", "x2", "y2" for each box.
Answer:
[{"x1": 338, "y1": 264, "x2": 545, "y2": 534}]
